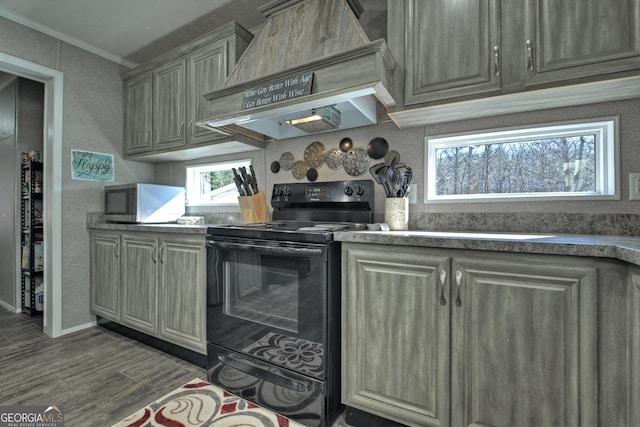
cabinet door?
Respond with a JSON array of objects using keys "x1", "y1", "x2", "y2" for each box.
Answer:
[
  {"x1": 89, "y1": 232, "x2": 120, "y2": 320},
  {"x1": 187, "y1": 40, "x2": 228, "y2": 145},
  {"x1": 121, "y1": 234, "x2": 158, "y2": 335},
  {"x1": 124, "y1": 73, "x2": 152, "y2": 155},
  {"x1": 153, "y1": 59, "x2": 186, "y2": 150},
  {"x1": 525, "y1": 0, "x2": 640, "y2": 87},
  {"x1": 342, "y1": 243, "x2": 451, "y2": 427},
  {"x1": 399, "y1": 0, "x2": 501, "y2": 105},
  {"x1": 630, "y1": 269, "x2": 640, "y2": 427},
  {"x1": 451, "y1": 255, "x2": 598, "y2": 427},
  {"x1": 157, "y1": 236, "x2": 206, "y2": 354}
]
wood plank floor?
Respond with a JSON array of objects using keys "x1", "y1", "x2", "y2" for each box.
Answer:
[
  {"x1": 0, "y1": 308, "x2": 351, "y2": 427},
  {"x1": 0, "y1": 308, "x2": 206, "y2": 426}
]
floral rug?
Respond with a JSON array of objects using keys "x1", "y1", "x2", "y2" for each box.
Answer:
[{"x1": 112, "y1": 378, "x2": 306, "y2": 427}]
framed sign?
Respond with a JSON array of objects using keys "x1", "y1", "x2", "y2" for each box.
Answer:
[
  {"x1": 71, "y1": 149, "x2": 114, "y2": 181},
  {"x1": 242, "y1": 72, "x2": 313, "y2": 110}
]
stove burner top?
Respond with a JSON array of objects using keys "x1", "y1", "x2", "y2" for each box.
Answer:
[
  {"x1": 207, "y1": 180, "x2": 374, "y2": 243},
  {"x1": 234, "y1": 221, "x2": 364, "y2": 232},
  {"x1": 207, "y1": 221, "x2": 366, "y2": 243}
]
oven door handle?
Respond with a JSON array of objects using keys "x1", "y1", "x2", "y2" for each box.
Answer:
[
  {"x1": 207, "y1": 240, "x2": 323, "y2": 257},
  {"x1": 218, "y1": 354, "x2": 308, "y2": 392}
]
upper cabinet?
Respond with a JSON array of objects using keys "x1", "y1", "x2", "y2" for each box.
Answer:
[
  {"x1": 398, "y1": 0, "x2": 502, "y2": 104},
  {"x1": 526, "y1": 0, "x2": 640, "y2": 87},
  {"x1": 124, "y1": 72, "x2": 152, "y2": 155},
  {"x1": 387, "y1": 0, "x2": 640, "y2": 125},
  {"x1": 122, "y1": 22, "x2": 255, "y2": 161}
]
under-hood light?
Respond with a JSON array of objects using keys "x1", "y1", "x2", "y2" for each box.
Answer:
[{"x1": 286, "y1": 106, "x2": 341, "y2": 133}]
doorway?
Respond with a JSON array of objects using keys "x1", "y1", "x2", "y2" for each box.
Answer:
[{"x1": 0, "y1": 52, "x2": 63, "y2": 337}]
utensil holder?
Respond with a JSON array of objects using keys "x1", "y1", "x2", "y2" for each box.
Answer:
[
  {"x1": 238, "y1": 191, "x2": 269, "y2": 224},
  {"x1": 384, "y1": 197, "x2": 409, "y2": 230}
]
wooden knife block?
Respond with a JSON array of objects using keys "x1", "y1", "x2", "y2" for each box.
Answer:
[{"x1": 238, "y1": 191, "x2": 269, "y2": 224}]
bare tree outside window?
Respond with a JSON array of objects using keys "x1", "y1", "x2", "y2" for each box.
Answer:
[
  {"x1": 435, "y1": 136, "x2": 596, "y2": 195},
  {"x1": 426, "y1": 119, "x2": 617, "y2": 202}
]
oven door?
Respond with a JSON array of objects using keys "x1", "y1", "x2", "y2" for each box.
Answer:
[{"x1": 206, "y1": 236, "x2": 329, "y2": 379}]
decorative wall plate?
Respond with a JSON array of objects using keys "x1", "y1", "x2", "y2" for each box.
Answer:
[
  {"x1": 325, "y1": 148, "x2": 343, "y2": 170},
  {"x1": 304, "y1": 141, "x2": 326, "y2": 168},
  {"x1": 343, "y1": 147, "x2": 369, "y2": 176},
  {"x1": 292, "y1": 160, "x2": 308, "y2": 179},
  {"x1": 306, "y1": 168, "x2": 318, "y2": 181},
  {"x1": 270, "y1": 161, "x2": 281, "y2": 173},
  {"x1": 339, "y1": 137, "x2": 353, "y2": 152},
  {"x1": 384, "y1": 150, "x2": 400, "y2": 164},
  {"x1": 367, "y1": 137, "x2": 389, "y2": 159},
  {"x1": 279, "y1": 152, "x2": 294, "y2": 170}
]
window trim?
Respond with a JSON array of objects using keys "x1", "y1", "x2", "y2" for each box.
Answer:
[
  {"x1": 185, "y1": 159, "x2": 251, "y2": 207},
  {"x1": 425, "y1": 117, "x2": 619, "y2": 203}
]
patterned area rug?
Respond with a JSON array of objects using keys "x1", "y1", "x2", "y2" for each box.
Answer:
[{"x1": 112, "y1": 378, "x2": 306, "y2": 427}]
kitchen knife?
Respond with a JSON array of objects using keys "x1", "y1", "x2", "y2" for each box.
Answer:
[
  {"x1": 232, "y1": 168, "x2": 246, "y2": 196},
  {"x1": 239, "y1": 167, "x2": 252, "y2": 196},
  {"x1": 249, "y1": 165, "x2": 259, "y2": 193},
  {"x1": 233, "y1": 176, "x2": 246, "y2": 196}
]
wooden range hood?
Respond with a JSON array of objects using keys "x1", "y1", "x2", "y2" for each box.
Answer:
[{"x1": 197, "y1": 0, "x2": 397, "y2": 142}]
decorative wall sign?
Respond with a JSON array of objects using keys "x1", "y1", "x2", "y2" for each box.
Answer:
[
  {"x1": 71, "y1": 149, "x2": 114, "y2": 181},
  {"x1": 242, "y1": 72, "x2": 313, "y2": 110}
]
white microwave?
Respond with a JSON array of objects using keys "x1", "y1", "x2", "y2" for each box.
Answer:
[{"x1": 104, "y1": 183, "x2": 185, "y2": 223}]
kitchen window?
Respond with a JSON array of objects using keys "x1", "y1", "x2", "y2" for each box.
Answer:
[
  {"x1": 186, "y1": 159, "x2": 251, "y2": 206},
  {"x1": 425, "y1": 118, "x2": 618, "y2": 202}
]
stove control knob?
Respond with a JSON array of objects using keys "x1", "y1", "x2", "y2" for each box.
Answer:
[
  {"x1": 344, "y1": 186, "x2": 354, "y2": 196},
  {"x1": 355, "y1": 185, "x2": 365, "y2": 196},
  {"x1": 283, "y1": 187, "x2": 292, "y2": 197},
  {"x1": 274, "y1": 187, "x2": 283, "y2": 197}
]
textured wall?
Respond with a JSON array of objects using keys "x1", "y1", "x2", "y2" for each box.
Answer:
[
  {"x1": 165, "y1": 96, "x2": 640, "y2": 234},
  {"x1": 0, "y1": 16, "x2": 154, "y2": 329}
]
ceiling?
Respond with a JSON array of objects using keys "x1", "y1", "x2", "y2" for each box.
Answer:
[{"x1": 0, "y1": 0, "x2": 269, "y2": 68}]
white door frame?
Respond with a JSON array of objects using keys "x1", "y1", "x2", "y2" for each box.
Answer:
[{"x1": 0, "y1": 52, "x2": 63, "y2": 338}]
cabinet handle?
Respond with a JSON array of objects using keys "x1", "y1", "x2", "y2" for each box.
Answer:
[
  {"x1": 455, "y1": 270, "x2": 462, "y2": 307},
  {"x1": 439, "y1": 269, "x2": 447, "y2": 305},
  {"x1": 188, "y1": 120, "x2": 193, "y2": 136},
  {"x1": 493, "y1": 45, "x2": 500, "y2": 77},
  {"x1": 180, "y1": 122, "x2": 185, "y2": 136},
  {"x1": 526, "y1": 40, "x2": 534, "y2": 72},
  {"x1": 151, "y1": 243, "x2": 157, "y2": 264},
  {"x1": 159, "y1": 244, "x2": 165, "y2": 264},
  {"x1": 114, "y1": 240, "x2": 120, "y2": 258}
]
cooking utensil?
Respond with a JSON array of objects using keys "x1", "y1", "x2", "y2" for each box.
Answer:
[{"x1": 401, "y1": 167, "x2": 415, "y2": 197}]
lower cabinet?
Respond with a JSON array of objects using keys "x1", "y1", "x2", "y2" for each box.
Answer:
[
  {"x1": 90, "y1": 230, "x2": 206, "y2": 354},
  {"x1": 342, "y1": 242, "x2": 633, "y2": 427}
]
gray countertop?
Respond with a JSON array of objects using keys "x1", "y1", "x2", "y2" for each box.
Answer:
[
  {"x1": 334, "y1": 230, "x2": 640, "y2": 267},
  {"x1": 86, "y1": 221, "x2": 640, "y2": 267},
  {"x1": 87, "y1": 222, "x2": 211, "y2": 235}
]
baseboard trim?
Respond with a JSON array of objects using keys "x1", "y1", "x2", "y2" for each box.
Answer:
[
  {"x1": 97, "y1": 318, "x2": 206, "y2": 368},
  {"x1": 60, "y1": 320, "x2": 97, "y2": 335},
  {"x1": 0, "y1": 300, "x2": 19, "y2": 313}
]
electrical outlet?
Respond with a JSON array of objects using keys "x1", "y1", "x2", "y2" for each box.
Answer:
[
  {"x1": 408, "y1": 184, "x2": 418, "y2": 204},
  {"x1": 630, "y1": 173, "x2": 640, "y2": 200}
]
